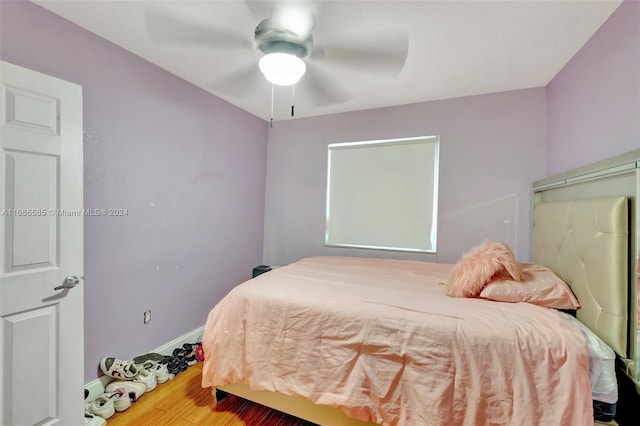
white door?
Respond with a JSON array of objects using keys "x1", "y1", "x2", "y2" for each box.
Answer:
[{"x1": 0, "y1": 61, "x2": 84, "y2": 425}]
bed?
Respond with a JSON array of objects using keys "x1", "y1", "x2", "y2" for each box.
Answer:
[
  {"x1": 532, "y1": 148, "x2": 639, "y2": 395},
  {"x1": 201, "y1": 149, "x2": 639, "y2": 425}
]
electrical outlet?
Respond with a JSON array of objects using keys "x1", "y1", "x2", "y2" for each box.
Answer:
[{"x1": 143, "y1": 310, "x2": 151, "y2": 324}]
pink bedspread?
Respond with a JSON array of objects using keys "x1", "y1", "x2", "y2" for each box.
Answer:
[{"x1": 201, "y1": 256, "x2": 593, "y2": 426}]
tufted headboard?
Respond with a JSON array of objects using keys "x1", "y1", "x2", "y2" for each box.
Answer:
[{"x1": 533, "y1": 197, "x2": 629, "y2": 357}]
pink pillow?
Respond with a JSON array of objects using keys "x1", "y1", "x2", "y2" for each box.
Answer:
[
  {"x1": 445, "y1": 241, "x2": 523, "y2": 298},
  {"x1": 480, "y1": 263, "x2": 580, "y2": 309}
]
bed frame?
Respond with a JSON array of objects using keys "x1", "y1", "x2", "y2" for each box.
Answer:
[
  {"x1": 215, "y1": 148, "x2": 640, "y2": 425},
  {"x1": 532, "y1": 148, "x2": 639, "y2": 393}
]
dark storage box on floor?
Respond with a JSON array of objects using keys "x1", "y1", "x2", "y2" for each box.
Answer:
[{"x1": 252, "y1": 265, "x2": 272, "y2": 278}]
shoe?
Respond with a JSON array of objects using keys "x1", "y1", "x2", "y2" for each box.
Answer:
[
  {"x1": 195, "y1": 344, "x2": 204, "y2": 362},
  {"x1": 132, "y1": 352, "x2": 165, "y2": 365},
  {"x1": 182, "y1": 343, "x2": 199, "y2": 366},
  {"x1": 85, "y1": 395, "x2": 115, "y2": 420},
  {"x1": 174, "y1": 346, "x2": 196, "y2": 367},
  {"x1": 137, "y1": 359, "x2": 171, "y2": 383},
  {"x1": 105, "y1": 388, "x2": 131, "y2": 412},
  {"x1": 133, "y1": 367, "x2": 157, "y2": 392},
  {"x1": 161, "y1": 355, "x2": 187, "y2": 375},
  {"x1": 105, "y1": 380, "x2": 146, "y2": 402},
  {"x1": 84, "y1": 411, "x2": 107, "y2": 426},
  {"x1": 100, "y1": 357, "x2": 141, "y2": 380}
]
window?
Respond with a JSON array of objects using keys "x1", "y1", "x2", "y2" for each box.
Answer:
[{"x1": 325, "y1": 136, "x2": 439, "y2": 253}]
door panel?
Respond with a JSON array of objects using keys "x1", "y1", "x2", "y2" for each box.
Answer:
[
  {"x1": 5, "y1": 150, "x2": 59, "y2": 270},
  {"x1": 4, "y1": 85, "x2": 59, "y2": 135},
  {"x1": 1, "y1": 61, "x2": 83, "y2": 425},
  {"x1": 3, "y1": 305, "x2": 57, "y2": 425}
]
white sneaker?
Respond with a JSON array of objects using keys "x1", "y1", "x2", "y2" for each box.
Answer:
[
  {"x1": 100, "y1": 357, "x2": 141, "y2": 380},
  {"x1": 105, "y1": 388, "x2": 131, "y2": 412},
  {"x1": 133, "y1": 367, "x2": 157, "y2": 391},
  {"x1": 84, "y1": 411, "x2": 106, "y2": 426},
  {"x1": 85, "y1": 395, "x2": 115, "y2": 420},
  {"x1": 137, "y1": 360, "x2": 171, "y2": 383},
  {"x1": 105, "y1": 380, "x2": 146, "y2": 402}
]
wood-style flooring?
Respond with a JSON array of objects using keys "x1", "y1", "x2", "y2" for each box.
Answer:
[
  {"x1": 99, "y1": 361, "x2": 630, "y2": 426},
  {"x1": 105, "y1": 362, "x2": 315, "y2": 425}
]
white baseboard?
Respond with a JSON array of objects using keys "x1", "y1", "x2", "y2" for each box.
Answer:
[{"x1": 84, "y1": 325, "x2": 204, "y2": 402}]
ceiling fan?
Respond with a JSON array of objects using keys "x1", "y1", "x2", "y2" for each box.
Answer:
[{"x1": 144, "y1": 1, "x2": 409, "y2": 116}]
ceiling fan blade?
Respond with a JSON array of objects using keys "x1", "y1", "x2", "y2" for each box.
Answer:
[
  {"x1": 317, "y1": 30, "x2": 409, "y2": 76},
  {"x1": 144, "y1": 6, "x2": 251, "y2": 50},
  {"x1": 245, "y1": 0, "x2": 272, "y2": 20},
  {"x1": 209, "y1": 64, "x2": 266, "y2": 98},
  {"x1": 301, "y1": 62, "x2": 352, "y2": 106}
]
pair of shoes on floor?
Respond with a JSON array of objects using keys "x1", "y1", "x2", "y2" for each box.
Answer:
[
  {"x1": 176, "y1": 342, "x2": 203, "y2": 366},
  {"x1": 100, "y1": 356, "x2": 157, "y2": 391},
  {"x1": 184, "y1": 342, "x2": 204, "y2": 363},
  {"x1": 106, "y1": 387, "x2": 132, "y2": 412},
  {"x1": 161, "y1": 353, "x2": 188, "y2": 376},
  {"x1": 100, "y1": 357, "x2": 140, "y2": 380},
  {"x1": 132, "y1": 352, "x2": 165, "y2": 365},
  {"x1": 173, "y1": 346, "x2": 196, "y2": 367},
  {"x1": 159, "y1": 342, "x2": 203, "y2": 376},
  {"x1": 84, "y1": 411, "x2": 106, "y2": 426},
  {"x1": 85, "y1": 394, "x2": 114, "y2": 420},
  {"x1": 105, "y1": 380, "x2": 146, "y2": 402},
  {"x1": 136, "y1": 359, "x2": 172, "y2": 383},
  {"x1": 85, "y1": 388, "x2": 131, "y2": 420}
]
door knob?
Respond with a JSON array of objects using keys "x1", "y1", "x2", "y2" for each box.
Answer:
[{"x1": 54, "y1": 275, "x2": 80, "y2": 291}]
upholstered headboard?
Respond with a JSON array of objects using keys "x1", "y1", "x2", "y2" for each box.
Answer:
[{"x1": 533, "y1": 197, "x2": 629, "y2": 357}]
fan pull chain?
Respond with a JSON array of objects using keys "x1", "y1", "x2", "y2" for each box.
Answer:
[
  {"x1": 291, "y1": 84, "x2": 295, "y2": 117},
  {"x1": 269, "y1": 83, "x2": 274, "y2": 128}
]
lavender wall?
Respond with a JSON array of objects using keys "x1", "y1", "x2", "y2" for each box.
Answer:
[
  {"x1": 3, "y1": 0, "x2": 630, "y2": 384},
  {"x1": 0, "y1": 1, "x2": 268, "y2": 382},
  {"x1": 546, "y1": 0, "x2": 639, "y2": 175},
  {"x1": 263, "y1": 88, "x2": 547, "y2": 266}
]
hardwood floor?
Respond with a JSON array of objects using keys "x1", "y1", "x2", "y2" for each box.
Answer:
[
  {"x1": 105, "y1": 362, "x2": 315, "y2": 425},
  {"x1": 101, "y1": 361, "x2": 629, "y2": 425}
]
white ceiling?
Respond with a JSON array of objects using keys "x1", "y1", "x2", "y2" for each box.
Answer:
[{"x1": 34, "y1": 0, "x2": 621, "y2": 122}]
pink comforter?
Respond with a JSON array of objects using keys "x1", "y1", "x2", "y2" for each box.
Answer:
[{"x1": 202, "y1": 256, "x2": 592, "y2": 425}]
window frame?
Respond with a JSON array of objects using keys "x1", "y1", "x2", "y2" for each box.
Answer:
[{"x1": 325, "y1": 135, "x2": 440, "y2": 253}]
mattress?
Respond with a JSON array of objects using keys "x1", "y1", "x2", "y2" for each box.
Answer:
[
  {"x1": 563, "y1": 313, "x2": 618, "y2": 422},
  {"x1": 201, "y1": 256, "x2": 593, "y2": 426}
]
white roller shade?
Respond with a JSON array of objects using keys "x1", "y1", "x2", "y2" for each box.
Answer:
[{"x1": 326, "y1": 136, "x2": 439, "y2": 253}]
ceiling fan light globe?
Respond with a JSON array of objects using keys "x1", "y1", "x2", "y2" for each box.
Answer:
[{"x1": 259, "y1": 53, "x2": 306, "y2": 86}]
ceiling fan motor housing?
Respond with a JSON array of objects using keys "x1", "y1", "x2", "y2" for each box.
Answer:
[{"x1": 255, "y1": 18, "x2": 313, "y2": 59}]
